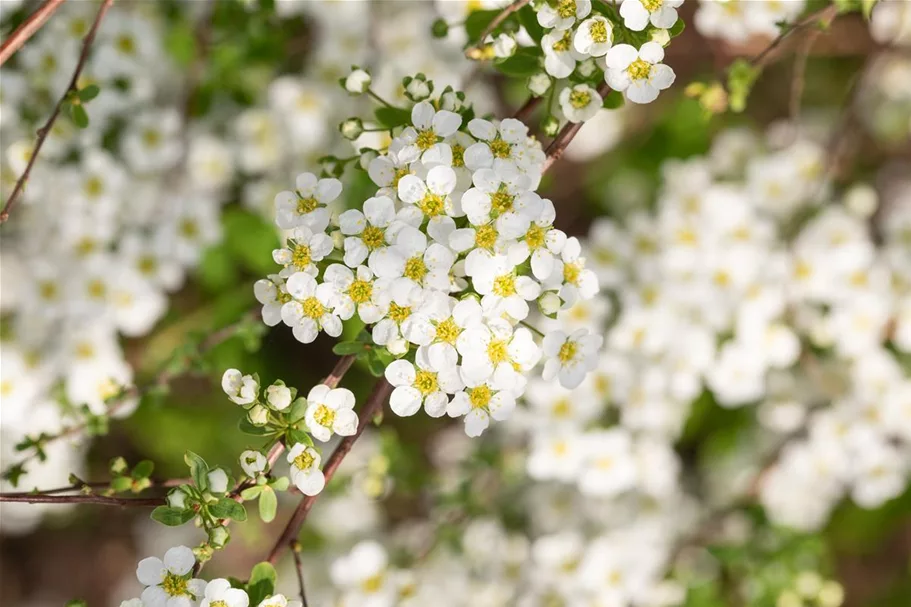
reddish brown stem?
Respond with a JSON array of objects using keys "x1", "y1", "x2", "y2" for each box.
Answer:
[
  {"x1": 541, "y1": 83, "x2": 612, "y2": 172},
  {"x1": 266, "y1": 379, "x2": 393, "y2": 564},
  {"x1": 0, "y1": 0, "x2": 68, "y2": 67},
  {"x1": 0, "y1": 494, "x2": 163, "y2": 507},
  {"x1": 464, "y1": 0, "x2": 531, "y2": 57},
  {"x1": 324, "y1": 354, "x2": 357, "y2": 389},
  {"x1": 0, "y1": 0, "x2": 114, "y2": 225}
]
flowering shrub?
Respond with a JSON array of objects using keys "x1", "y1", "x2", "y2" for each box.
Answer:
[{"x1": 1, "y1": 1, "x2": 909, "y2": 607}]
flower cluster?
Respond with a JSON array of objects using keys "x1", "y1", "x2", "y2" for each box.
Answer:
[{"x1": 255, "y1": 84, "x2": 602, "y2": 437}]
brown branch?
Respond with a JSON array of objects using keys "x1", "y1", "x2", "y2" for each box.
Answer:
[
  {"x1": 323, "y1": 354, "x2": 356, "y2": 389},
  {"x1": 0, "y1": 477, "x2": 188, "y2": 498},
  {"x1": 789, "y1": 9, "x2": 836, "y2": 126},
  {"x1": 0, "y1": 0, "x2": 114, "y2": 225},
  {"x1": 0, "y1": 0, "x2": 68, "y2": 67},
  {"x1": 291, "y1": 540, "x2": 310, "y2": 607},
  {"x1": 266, "y1": 378, "x2": 393, "y2": 564},
  {"x1": 464, "y1": 0, "x2": 531, "y2": 58},
  {"x1": 513, "y1": 96, "x2": 541, "y2": 123},
  {"x1": 0, "y1": 493, "x2": 162, "y2": 507},
  {"x1": 751, "y1": 5, "x2": 840, "y2": 70}
]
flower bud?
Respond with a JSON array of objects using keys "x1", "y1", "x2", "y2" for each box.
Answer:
[
  {"x1": 650, "y1": 28, "x2": 671, "y2": 47},
  {"x1": 431, "y1": 18, "x2": 449, "y2": 38},
  {"x1": 404, "y1": 75, "x2": 432, "y2": 102},
  {"x1": 266, "y1": 383, "x2": 292, "y2": 410},
  {"x1": 576, "y1": 58, "x2": 598, "y2": 78},
  {"x1": 528, "y1": 73, "x2": 552, "y2": 97},
  {"x1": 208, "y1": 525, "x2": 230, "y2": 549},
  {"x1": 207, "y1": 468, "x2": 229, "y2": 494},
  {"x1": 340, "y1": 117, "x2": 364, "y2": 141},
  {"x1": 344, "y1": 67, "x2": 371, "y2": 94},
  {"x1": 248, "y1": 403, "x2": 269, "y2": 426},
  {"x1": 539, "y1": 292, "x2": 562, "y2": 318},
  {"x1": 493, "y1": 33, "x2": 516, "y2": 58},
  {"x1": 240, "y1": 449, "x2": 267, "y2": 478},
  {"x1": 541, "y1": 115, "x2": 560, "y2": 137},
  {"x1": 359, "y1": 148, "x2": 378, "y2": 170},
  {"x1": 167, "y1": 489, "x2": 187, "y2": 509}
]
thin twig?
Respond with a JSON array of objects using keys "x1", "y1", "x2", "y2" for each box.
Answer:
[
  {"x1": 0, "y1": 0, "x2": 68, "y2": 67},
  {"x1": 513, "y1": 96, "x2": 541, "y2": 123},
  {"x1": 0, "y1": 0, "x2": 114, "y2": 225},
  {"x1": 291, "y1": 541, "x2": 309, "y2": 607},
  {"x1": 750, "y1": 5, "x2": 839, "y2": 70},
  {"x1": 788, "y1": 9, "x2": 836, "y2": 128},
  {"x1": 0, "y1": 477, "x2": 188, "y2": 498},
  {"x1": 464, "y1": 0, "x2": 531, "y2": 58},
  {"x1": 0, "y1": 493, "x2": 162, "y2": 507},
  {"x1": 323, "y1": 354, "x2": 356, "y2": 389},
  {"x1": 266, "y1": 378, "x2": 393, "y2": 564}
]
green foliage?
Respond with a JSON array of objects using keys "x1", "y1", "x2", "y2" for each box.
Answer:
[
  {"x1": 247, "y1": 562, "x2": 277, "y2": 606},
  {"x1": 494, "y1": 48, "x2": 541, "y2": 77},
  {"x1": 464, "y1": 9, "x2": 501, "y2": 45},
  {"x1": 151, "y1": 506, "x2": 195, "y2": 526},
  {"x1": 727, "y1": 59, "x2": 760, "y2": 113},
  {"x1": 374, "y1": 106, "x2": 412, "y2": 129},
  {"x1": 210, "y1": 497, "x2": 247, "y2": 521},
  {"x1": 602, "y1": 90, "x2": 625, "y2": 109}
]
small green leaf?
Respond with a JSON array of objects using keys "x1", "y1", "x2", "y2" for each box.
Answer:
[
  {"x1": 517, "y1": 5, "x2": 545, "y2": 43},
  {"x1": 269, "y1": 476, "x2": 290, "y2": 492},
  {"x1": 131, "y1": 459, "x2": 154, "y2": 480},
  {"x1": 240, "y1": 485, "x2": 264, "y2": 500},
  {"x1": 602, "y1": 90, "x2": 625, "y2": 109},
  {"x1": 78, "y1": 84, "x2": 100, "y2": 101},
  {"x1": 373, "y1": 106, "x2": 412, "y2": 129},
  {"x1": 209, "y1": 497, "x2": 247, "y2": 521},
  {"x1": 287, "y1": 397, "x2": 308, "y2": 423},
  {"x1": 238, "y1": 417, "x2": 277, "y2": 436},
  {"x1": 66, "y1": 600, "x2": 87, "y2": 607},
  {"x1": 333, "y1": 340, "x2": 366, "y2": 355},
  {"x1": 70, "y1": 104, "x2": 89, "y2": 128},
  {"x1": 669, "y1": 19, "x2": 685, "y2": 38},
  {"x1": 286, "y1": 427, "x2": 312, "y2": 447},
  {"x1": 184, "y1": 451, "x2": 209, "y2": 491},
  {"x1": 150, "y1": 506, "x2": 195, "y2": 527},
  {"x1": 367, "y1": 353, "x2": 386, "y2": 377},
  {"x1": 247, "y1": 562, "x2": 277, "y2": 606},
  {"x1": 259, "y1": 486, "x2": 277, "y2": 523},
  {"x1": 494, "y1": 48, "x2": 541, "y2": 77},
  {"x1": 110, "y1": 476, "x2": 134, "y2": 493},
  {"x1": 464, "y1": 9, "x2": 501, "y2": 45}
]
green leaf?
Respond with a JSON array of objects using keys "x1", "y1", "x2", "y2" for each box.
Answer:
[
  {"x1": 286, "y1": 427, "x2": 312, "y2": 447},
  {"x1": 333, "y1": 340, "x2": 366, "y2": 355},
  {"x1": 494, "y1": 48, "x2": 541, "y2": 77},
  {"x1": 373, "y1": 106, "x2": 412, "y2": 129},
  {"x1": 110, "y1": 476, "x2": 134, "y2": 493},
  {"x1": 288, "y1": 397, "x2": 308, "y2": 423},
  {"x1": 65, "y1": 601, "x2": 87, "y2": 607},
  {"x1": 269, "y1": 476, "x2": 290, "y2": 492},
  {"x1": 78, "y1": 84, "x2": 100, "y2": 101},
  {"x1": 240, "y1": 485, "x2": 264, "y2": 500},
  {"x1": 367, "y1": 352, "x2": 386, "y2": 377},
  {"x1": 150, "y1": 506, "x2": 195, "y2": 527},
  {"x1": 669, "y1": 19, "x2": 685, "y2": 38},
  {"x1": 464, "y1": 9, "x2": 501, "y2": 45},
  {"x1": 258, "y1": 486, "x2": 277, "y2": 522},
  {"x1": 517, "y1": 5, "x2": 545, "y2": 43},
  {"x1": 209, "y1": 497, "x2": 247, "y2": 521},
  {"x1": 69, "y1": 104, "x2": 89, "y2": 128},
  {"x1": 247, "y1": 562, "x2": 277, "y2": 606},
  {"x1": 862, "y1": 0, "x2": 879, "y2": 20},
  {"x1": 184, "y1": 451, "x2": 209, "y2": 491},
  {"x1": 238, "y1": 417, "x2": 277, "y2": 436},
  {"x1": 602, "y1": 90, "x2": 625, "y2": 109},
  {"x1": 131, "y1": 459, "x2": 154, "y2": 480}
]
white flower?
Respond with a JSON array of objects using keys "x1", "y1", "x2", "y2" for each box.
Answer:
[
  {"x1": 447, "y1": 367, "x2": 518, "y2": 437},
  {"x1": 222, "y1": 369, "x2": 258, "y2": 405},
  {"x1": 121, "y1": 600, "x2": 143, "y2": 607},
  {"x1": 265, "y1": 383, "x2": 293, "y2": 410},
  {"x1": 461, "y1": 166, "x2": 543, "y2": 242},
  {"x1": 397, "y1": 165, "x2": 460, "y2": 241},
  {"x1": 257, "y1": 595, "x2": 303, "y2": 607},
  {"x1": 370, "y1": 224, "x2": 455, "y2": 294},
  {"x1": 274, "y1": 172, "x2": 342, "y2": 231},
  {"x1": 323, "y1": 264, "x2": 387, "y2": 324},
  {"x1": 207, "y1": 468, "x2": 229, "y2": 494},
  {"x1": 240, "y1": 450, "x2": 267, "y2": 478},
  {"x1": 136, "y1": 546, "x2": 206, "y2": 607},
  {"x1": 305, "y1": 384, "x2": 358, "y2": 441},
  {"x1": 368, "y1": 140, "x2": 419, "y2": 193},
  {"x1": 457, "y1": 318, "x2": 541, "y2": 385},
  {"x1": 200, "y1": 579, "x2": 249, "y2": 607},
  {"x1": 287, "y1": 442, "x2": 326, "y2": 496},
  {"x1": 345, "y1": 68, "x2": 371, "y2": 94},
  {"x1": 508, "y1": 202, "x2": 566, "y2": 281},
  {"x1": 400, "y1": 101, "x2": 462, "y2": 157},
  {"x1": 579, "y1": 429, "x2": 638, "y2": 497},
  {"x1": 604, "y1": 42, "x2": 676, "y2": 104},
  {"x1": 493, "y1": 32, "x2": 517, "y2": 57},
  {"x1": 546, "y1": 236, "x2": 599, "y2": 305},
  {"x1": 464, "y1": 117, "x2": 529, "y2": 173},
  {"x1": 619, "y1": 0, "x2": 683, "y2": 32},
  {"x1": 558, "y1": 83, "x2": 603, "y2": 123},
  {"x1": 529, "y1": 72, "x2": 552, "y2": 96},
  {"x1": 254, "y1": 275, "x2": 289, "y2": 327},
  {"x1": 471, "y1": 254, "x2": 542, "y2": 321},
  {"x1": 281, "y1": 272, "x2": 342, "y2": 344},
  {"x1": 385, "y1": 347, "x2": 463, "y2": 418},
  {"x1": 338, "y1": 195, "x2": 396, "y2": 268},
  {"x1": 542, "y1": 29, "x2": 581, "y2": 79},
  {"x1": 330, "y1": 541, "x2": 395, "y2": 603},
  {"x1": 542, "y1": 328, "x2": 603, "y2": 389},
  {"x1": 573, "y1": 16, "x2": 613, "y2": 57},
  {"x1": 272, "y1": 226, "x2": 334, "y2": 278},
  {"x1": 537, "y1": 0, "x2": 592, "y2": 31}
]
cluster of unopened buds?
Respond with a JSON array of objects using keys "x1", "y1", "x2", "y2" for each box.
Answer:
[{"x1": 254, "y1": 77, "x2": 602, "y2": 438}]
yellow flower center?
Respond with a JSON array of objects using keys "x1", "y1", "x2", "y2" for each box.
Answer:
[
  {"x1": 39, "y1": 281, "x2": 58, "y2": 300},
  {"x1": 361, "y1": 225, "x2": 385, "y2": 250},
  {"x1": 419, "y1": 193, "x2": 445, "y2": 217},
  {"x1": 210, "y1": 602, "x2": 228, "y2": 607},
  {"x1": 642, "y1": 0, "x2": 663, "y2": 11},
  {"x1": 558, "y1": 341, "x2": 578, "y2": 363},
  {"x1": 116, "y1": 35, "x2": 136, "y2": 55},
  {"x1": 590, "y1": 20, "x2": 609, "y2": 43},
  {"x1": 434, "y1": 318, "x2": 461, "y2": 344},
  {"x1": 294, "y1": 450, "x2": 315, "y2": 471},
  {"x1": 162, "y1": 572, "x2": 189, "y2": 597},
  {"x1": 179, "y1": 219, "x2": 199, "y2": 238},
  {"x1": 525, "y1": 225, "x2": 546, "y2": 250},
  {"x1": 87, "y1": 279, "x2": 106, "y2": 300},
  {"x1": 403, "y1": 256, "x2": 428, "y2": 282},
  {"x1": 278, "y1": 291, "x2": 293, "y2": 304},
  {"x1": 552, "y1": 29, "x2": 572, "y2": 52},
  {"x1": 487, "y1": 339, "x2": 509, "y2": 364},
  {"x1": 414, "y1": 370, "x2": 439, "y2": 395},
  {"x1": 490, "y1": 188, "x2": 514, "y2": 215},
  {"x1": 469, "y1": 385, "x2": 493, "y2": 409},
  {"x1": 569, "y1": 89, "x2": 591, "y2": 109},
  {"x1": 489, "y1": 138, "x2": 511, "y2": 159},
  {"x1": 552, "y1": 398, "x2": 571, "y2": 417},
  {"x1": 451, "y1": 143, "x2": 465, "y2": 167},
  {"x1": 138, "y1": 256, "x2": 158, "y2": 275},
  {"x1": 392, "y1": 167, "x2": 410, "y2": 188},
  {"x1": 313, "y1": 404, "x2": 336, "y2": 428},
  {"x1": 493, "y1": 274, "x2": 517, "y2": 297},
  {"x1": 296, "y1": 196, "x2": 319, "y2": 215},
  {"x1": 627, "y1": 59, "x2": 652, "y2": 80},
  {"x1": 416, "y1": 129, "x2": 437, "y2": 150},
  {"x1": 388, "y1": 302, "x2": 411, "y2": 324},
  {"x1": 362, "y1": 574, "x2": 385, "y2": 593},
  {"x1": 142, "y1": 128, "x2": 161, "y2": 147},
  {"x1": 563, "y1": 261, "x2": 582, "y2": 285},
  {"x1": 84, "y1": 176, "x2": 104, "y2": 197},
  {"x1": 302, "y1": 296, "x2": 326, "y2": 319},
  {"x1": 292, "y1": 244, "x2": 311, "y2": 268},
  {"x1": 475, "y1": 224, "x2": 498, "y2": 249},
  {"x1": 556, "y1": 0, "x2": 577, "y2": 19},
  {"x1": 348, "y1": 279, "x2": 373, "y2": 303}
]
